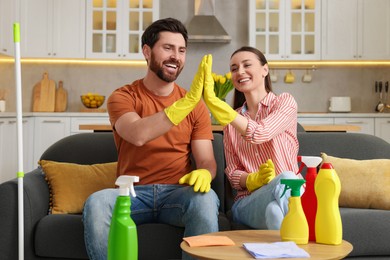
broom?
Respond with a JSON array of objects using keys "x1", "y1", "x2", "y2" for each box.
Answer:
[{"x1": 13, "y1": 22, "x2": 24, "y2": 260}]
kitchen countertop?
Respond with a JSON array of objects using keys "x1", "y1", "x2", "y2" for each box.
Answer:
[
  {"x1": 80, "y1": 123, "x2": 360, "y2": 132},
  {"x1": 1, "y1": 112, "x2": 390, "y2": 118}
]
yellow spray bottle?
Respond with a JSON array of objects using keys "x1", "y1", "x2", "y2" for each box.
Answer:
[
  {"x1": 280, "y1": 179, "x2": 308, "y2": 245},
  {"x1": 108, "y1": 175, "x2": 139, "y2": 260}
]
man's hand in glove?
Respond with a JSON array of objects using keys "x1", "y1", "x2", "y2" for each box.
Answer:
[
  {"x1": 246, "y1": 159, "x2": 276, "y2": 192},
  {"x1": 164, "y1": 54, "x2": 210, "y2": 125},
  {"x1": 203, "y1": 54, "x2": 238, "y2": 126},
  {"x1": 179, "y1": 169, "x2": 212, "y2": 193}
]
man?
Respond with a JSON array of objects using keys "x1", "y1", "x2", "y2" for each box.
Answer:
[{"x1": 82, "y1": 18, "x2": 219, "y2": 260}]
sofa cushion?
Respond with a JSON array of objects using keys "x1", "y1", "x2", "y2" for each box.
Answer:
[
  {"x1": 35, "y1": 214, "x2": 88, "y2": 259},
  {"x1": 321, "y1": 153, "x2": 390, "y2": 210},
  {"x1": 340, "y1": 207, "x2": 390, "y2": 257},
  {"x1": 39, "y1": 160, "x2": 117, "y2": 214}
]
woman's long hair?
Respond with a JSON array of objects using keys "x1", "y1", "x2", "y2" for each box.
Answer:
[{"x1": 231, "y1": 46, "x2": 272, "y2": 109}]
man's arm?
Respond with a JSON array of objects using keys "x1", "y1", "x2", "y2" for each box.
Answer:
[
  {"x1": 190, "y1": 139, "x2": 217, "y2": 179},
  {"x1": 114, "y1": 111, "x2": 173, "y2": 146}
]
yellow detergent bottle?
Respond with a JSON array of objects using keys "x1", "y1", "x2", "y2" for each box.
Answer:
[
  {"x1": 108, "y1": 175, "x2": 139, "y2": 260},
  {"x1": 280, "y1": 179, "x2": 308, "y2": 245},
  {"x1": 315, "y1": 163, "x2": 342, "y2": 245}
]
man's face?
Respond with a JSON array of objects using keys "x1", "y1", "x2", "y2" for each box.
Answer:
[{"x1": 148, "y1": 32, "x2": 187, "y2": 83}]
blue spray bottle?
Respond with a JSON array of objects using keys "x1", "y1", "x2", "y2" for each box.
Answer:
[{"x1": 108, "y1": 175, "x2": 139, "y2": 260}]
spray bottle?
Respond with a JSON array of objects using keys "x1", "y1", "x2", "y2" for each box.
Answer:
[
  {"x1": 298, "y1": 156, "x2": 322, "y2": 241},
  {"x1": 315, "y1": 163, "x2": 342, "y2": 245},
  {"x1": 108, "y1": 175, "x2": 139, "y2": 260},
  {"x1": 280, "y1": 179, "x2": 308, "y2": 245}
]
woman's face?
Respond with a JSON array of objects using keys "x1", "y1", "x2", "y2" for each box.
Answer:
[{"x1": 229, "y1": 51, "x2": 268, "y2": 93}]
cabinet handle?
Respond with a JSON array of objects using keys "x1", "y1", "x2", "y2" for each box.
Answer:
[
  {"x1": 387, "y1": 121, "x2": 390, "y2": 124},
  {"x1": 42, "y1": 120, "x2": 62, "y2": 123},
  {"x1": 8, "y1": 120, "x2": 28, "y2": 124},
  {"x1": 2, "y1": 49, "x2": 6, "y2": 52},
  {"x1": 345, "y1": 121, "x2": 364, "y2": 124},
  {"x1": 0, "y1": 121, "x2": 4, "y2": 124}
]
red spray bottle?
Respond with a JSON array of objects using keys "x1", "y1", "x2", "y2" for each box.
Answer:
[{"x1": 298, "y1": 156, "x2": 322, "y2": 241}]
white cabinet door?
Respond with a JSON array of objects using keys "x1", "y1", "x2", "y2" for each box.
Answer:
[
  {"x1": 322, "y1": 0, "x2": 390, "y2": 60},
  {"x1": 86, "y1": 0, "x2": 159, "y2": 59},
  {"x1": 33, "y1": 117, "x2": 70, "y2": 164},
  {"x1": 70, "y1": 116, "x2": 110, "y2": 134},
  {"x1": 0, "y1": 117, "x2": 34, "y2": 183},
  {"x1": 20, "y1": 0, "x2": 85, "y2": 58},
  {"x1": 375, "y1": 118, "x2": 390, "y2": 144},
  {"x1": 249, "y1": 0, "x2": 321, "y2": 60},
  {"x1": 0, "y1": 0, "x2": 19, "y2": 56},
  {"x1": 334, "y1": 117, "x2": 375, "y2": 135}
]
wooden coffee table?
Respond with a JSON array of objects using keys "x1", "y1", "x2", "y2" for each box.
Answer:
[{"x1": 181, "y1": 230, "x2": 353, "y2": 260}]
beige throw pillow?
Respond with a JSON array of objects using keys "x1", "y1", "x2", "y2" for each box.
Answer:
[
  {"x1": 39, "y1": 160, "x2": 117, "y2": 214},
  {"x1": 321, "y1": 153, "x2": 390, "y2": 210}
]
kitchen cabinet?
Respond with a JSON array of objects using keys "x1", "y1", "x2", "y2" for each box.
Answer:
[
  {"x1": 334, "y1": 117, "x2": 375, "y2": 135},
  {"x1": 375, "y1": 117, "x2": 390, "y2": 144},
  {"x1": 297, "y1": 116, "x2": 334, "y2": 125},
  {"x1": 20, "y1": 0, "x2": 85, "y2": 58},
  {"x1": 322, "y1": 0, "x2": 390, "y2": 60},
  {"x1": 86, "y1": 0, "x2": 159, "y2": 59},
  {"x1": 33, "y1": 116, "x2": 70, "y2": 165},
  {"x1": 0, "y1": 0, "x2": 19, "y2": 56},
  {"x1": 0, "y1": 117, "x2": 34, "y2": 183},
  {"x1": 249, "y1": 0, "x2": 321, "y2": 60},
  {"x1": 70, "y1": 116, "x2": 110, "y2": 134}
]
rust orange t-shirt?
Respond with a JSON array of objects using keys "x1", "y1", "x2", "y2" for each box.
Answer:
[{"x1": 107, "y1": 79, "x2": 213, "y2": 185}]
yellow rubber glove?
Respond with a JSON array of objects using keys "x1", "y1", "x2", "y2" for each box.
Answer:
[
  {"x1": 246, "y1": 159, "x2": 276, "y2": 192},
  {"x1": 179, "y1": 169, "x2": 212, "y2": 193},
  {"x1": 203, "y1": 54, "x2": 237, "y2": 126},
  {"x1": 164, "y1": 54, "x2": 208, "y2": 125}
]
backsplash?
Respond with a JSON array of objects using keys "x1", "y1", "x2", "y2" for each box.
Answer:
[{"x1": 1, "y1": 61, "x2": 389, "y2": 113}]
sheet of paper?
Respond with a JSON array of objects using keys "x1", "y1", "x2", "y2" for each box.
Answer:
[{"x1": 243, "y1": 241, "x2": 310, "y2": 259}]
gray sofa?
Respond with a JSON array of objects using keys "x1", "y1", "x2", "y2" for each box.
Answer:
[{"x1": 1, "y1": 131, "x2": 390, "y2": 259}]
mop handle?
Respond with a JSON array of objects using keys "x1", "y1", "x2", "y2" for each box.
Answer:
[{"x1": 14, "y1": 22, "x2": 24, "y2": 260}]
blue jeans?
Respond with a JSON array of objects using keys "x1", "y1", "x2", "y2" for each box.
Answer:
[
  {"x1": 82, "y1": 184, "x2": 220, "y2": 260},
  {"x1": 231, "y1": 171, "x2": 299, "y2": 230}
]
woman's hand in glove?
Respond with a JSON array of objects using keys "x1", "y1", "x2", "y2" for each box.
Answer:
[{"x1": 246, "y1": 159, "x2": 276, "y2": 192}]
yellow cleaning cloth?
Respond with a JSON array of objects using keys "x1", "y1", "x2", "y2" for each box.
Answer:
[{"x1": 183, "y1": 235, "x2": 235, "y2": 247}]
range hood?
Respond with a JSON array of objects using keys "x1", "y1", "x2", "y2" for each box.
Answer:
[{"x1": 187, "y1": 0, "x2": 231, "y2": 43}]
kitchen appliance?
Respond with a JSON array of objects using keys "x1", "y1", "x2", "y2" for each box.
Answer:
[
  {"x1": 329, "y1": 97, "x2": 351, "y2": 112},
  {"x1": 187, "y1": 0, "x2": 231, "y2": 43}
]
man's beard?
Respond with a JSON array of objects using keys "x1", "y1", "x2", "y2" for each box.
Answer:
[{"x1": 149, "y1": 53, "x2": 183, "y2": 83}]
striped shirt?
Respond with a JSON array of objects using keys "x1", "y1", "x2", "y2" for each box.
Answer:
[{"x1": 223, "y1": 92, "x2": 301, "y2": 201}]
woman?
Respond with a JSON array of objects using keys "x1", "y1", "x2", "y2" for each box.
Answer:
[{"x1": 203, "y1": 46, "x2": 303, "y2": 229}]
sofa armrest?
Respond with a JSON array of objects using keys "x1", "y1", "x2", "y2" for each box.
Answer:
[{"x1": 0, "y1": 168, "x2": 51, "y2": 259}]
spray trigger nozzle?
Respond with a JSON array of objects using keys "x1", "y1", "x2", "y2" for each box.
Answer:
[
  {"x1": 280, "y1": 179, "x2": 305, "y2": 198},
  {"x1": 116, "y1": 176, "x2": 139, "y2": 197}
]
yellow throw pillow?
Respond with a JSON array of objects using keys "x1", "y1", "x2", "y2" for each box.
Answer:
[
  {"x1": 39, "y1": 160, "x2": 117, "y2": 214},
  {"x1": 321, "y1": 153, "x2": 390, "y2": 210}
]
